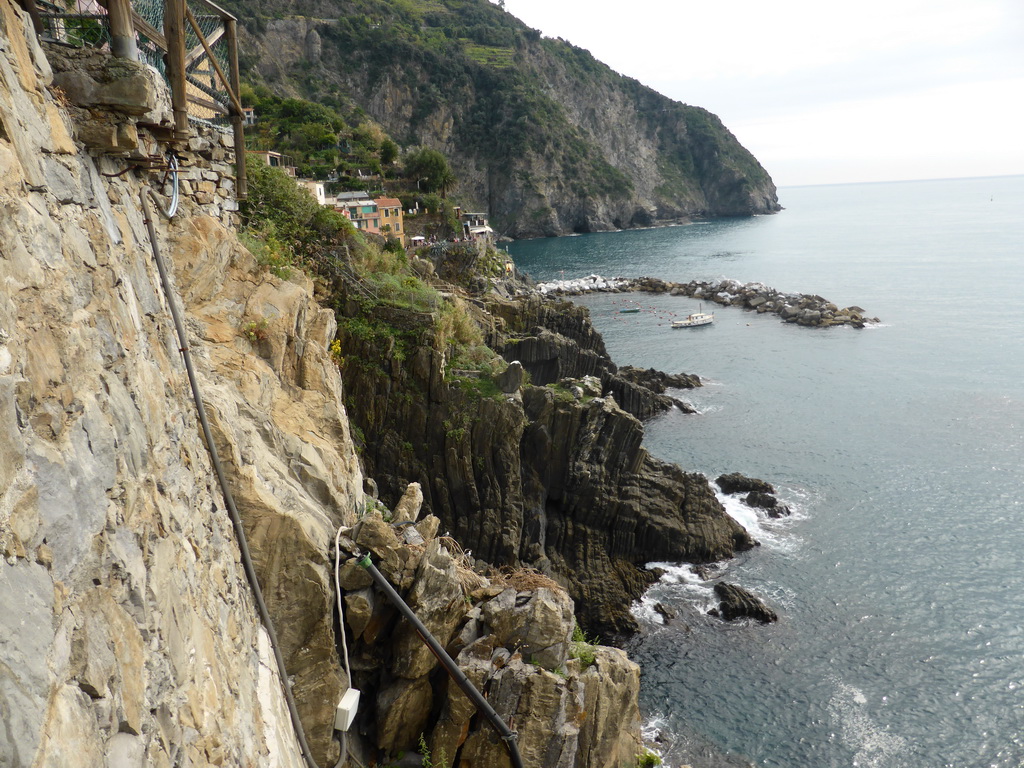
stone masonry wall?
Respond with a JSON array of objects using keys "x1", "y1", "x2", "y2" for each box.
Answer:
[{"x1": 42, "y1": 42, "x2": 240, "y2": 227}]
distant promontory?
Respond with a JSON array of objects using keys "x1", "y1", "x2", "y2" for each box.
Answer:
[{"x1": 219, "y1": 0, "x2": 781, "y2": 237}]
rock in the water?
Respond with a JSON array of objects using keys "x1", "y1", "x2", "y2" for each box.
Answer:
[
  {"x1": 716, "y1": 472, "x2": 775, "y2": 495},
  {"x1": 654, "y1": 602, "x2": 676, "y2": 623},
  {"x1": 745, "y1": 491, "x2": 791, "y2": 517},
  {"x1": 713, "y1": 583, "x2": 778, "y2": 623}
]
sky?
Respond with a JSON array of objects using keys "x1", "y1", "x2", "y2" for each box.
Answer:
[{"x1": 498, "y1": 0, "x2": 1024, "y2": 187}]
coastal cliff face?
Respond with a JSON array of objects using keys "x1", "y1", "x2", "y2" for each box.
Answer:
[
  {"x1": 0, "y1": 6, "x2": 649, "y2": 766},
  {"x1": 0, "y1": 5, "x2": 364, "y2": 763},
  {"x1": 221, "y1": 0, "x2": 780, "y2": 237},
  {"x1": 336, "y1": 256, "x2": 754, "y2": 639}
]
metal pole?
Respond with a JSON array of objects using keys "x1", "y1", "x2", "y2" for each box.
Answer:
[{"x1": 356, "y1": 553, "x2": 525, "y2": 768}]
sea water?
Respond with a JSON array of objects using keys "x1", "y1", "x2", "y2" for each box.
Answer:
[{"x1": 508, "y1": 176, "x2": 1024, "y2": 767}]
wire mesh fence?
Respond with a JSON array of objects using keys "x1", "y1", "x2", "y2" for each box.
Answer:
[
  {"x1": 36, "y1": 0, "x2": 112, "y2": 48},
  {"x1": 131, "y1": 0, "x2": 167, "y2": 76},
  {"x1": 33, "y1": 0, "x2": 236, "y2": 125},
  {"x1": 182, "y1": 0, "x2": 233, "y2": 124}
]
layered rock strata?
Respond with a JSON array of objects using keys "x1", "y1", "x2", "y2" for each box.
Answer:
[
  {"x1": 336, "y1": 502, "x2": 644, "y2": 768},
  {"x1": 1, "y1": 7, "x2": 361, "y2": 763},
  {"x1": 337, "y1": 283, "x2": 754, "y2": 638}
]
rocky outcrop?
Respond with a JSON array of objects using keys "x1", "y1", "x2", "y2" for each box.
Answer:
[
  {"x1": 337, "y1": 283, "x2": 755, "y2": 637},
  {"x1": 744, "y1": 491, "x2": 791, "y2": 518},
  {"x1": 521, "y1": 388, "x2": 757, "y2": 635},
  {"x1": 487, "y1": 294, "x2": 700, "y2": 422},
  {"x1": 715, "y1": 473, "x2": 776, "y2": 496},
  {"x1": 336, "y1": 500, "x2": 644, "y2": 767},
  {"x1": 713, "y1": 583, "x2": 778, "y2": 624},
  {"x1": 716, "y1": 474, "x2": 790, "y2": 518}
]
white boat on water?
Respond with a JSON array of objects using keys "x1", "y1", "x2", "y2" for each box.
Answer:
[{"x1": 672, "y1": 306, "x2": 714, "y2": 328}]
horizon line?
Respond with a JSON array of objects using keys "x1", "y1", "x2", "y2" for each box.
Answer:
[{"x1": 780, "y1": 172, "x2": 1024, "y2": 190}]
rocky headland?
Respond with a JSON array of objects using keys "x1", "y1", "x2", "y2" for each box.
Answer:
[
  {"x1": 537, "y1": 274, "x2": 880, "y2": 328},
  {"x1": 220, "y1": 0, "x2": 781, "y2": 238},
  {"x1": 334, "y1": 263, "x2": 756, "y2": 640}
]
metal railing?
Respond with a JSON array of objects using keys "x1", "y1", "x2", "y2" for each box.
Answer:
[
  {"x1": 24, "y1": 0, "x2": 246, "y2": 196},
  {"x1": 33, "y1": 0, "x2": 111, "y2": 47}
]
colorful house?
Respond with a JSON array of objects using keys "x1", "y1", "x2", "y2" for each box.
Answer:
[
  {"x1": 374, "y1": 197, "x2": 404, "y2": 237},
  {"x1": 334, "y1": 192, "x2": 381, "y2": 234}
]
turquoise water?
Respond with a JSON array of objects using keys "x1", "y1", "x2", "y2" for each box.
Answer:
[{"x1": 508, "y1": 176, "x2": 1024, "y2": 767}]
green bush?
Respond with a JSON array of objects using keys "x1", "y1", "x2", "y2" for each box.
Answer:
[
  {"x1": 239, "y1": 229, "x2": 292, "y2": 279},
  {"x1": 570, "y1": 623, "x2": 598, "y2": 671},
  {"x1": 241, "y1": 157, "x2": 354, "y2": 262}
]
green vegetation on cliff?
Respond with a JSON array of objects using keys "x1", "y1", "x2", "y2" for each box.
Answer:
[{"x1": 218, "y1": 0, "x2": 780, "y2": 237}]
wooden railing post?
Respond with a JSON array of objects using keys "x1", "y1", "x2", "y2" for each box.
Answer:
[
  {"x1": 104, "y1": 0, "x2": 138, "y2": 59},
  {"x1": 225, "y1": 17, "x2": 246, "y2": 199},
  {"x1": 163, "y1": 0, "x2": 189, "y2": 140}
]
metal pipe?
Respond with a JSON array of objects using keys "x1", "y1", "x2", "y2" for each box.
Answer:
[
  {"x1": 356, "y1": 553, "x2": 525, "y2": 768},
  {"x1": 140, "y1": 191, "x2": 324, "y2": 768}
]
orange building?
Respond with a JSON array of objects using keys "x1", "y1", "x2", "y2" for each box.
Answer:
[{"x1": 374, "y1": 197, "x2": 404, "y2": 238}]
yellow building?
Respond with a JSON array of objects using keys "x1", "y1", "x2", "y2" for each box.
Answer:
[{"x1": 374, "y1": 197, "x2": 404, "y2": 239}]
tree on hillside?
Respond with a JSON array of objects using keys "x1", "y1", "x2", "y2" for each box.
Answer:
[
  {"x1": 380, "y1": 138, "x2": 399, "y2": 166},
  {"x1": 242, "y1": 156, "x2": 353, "y2": 258},
  {"x1": 404, "y1": 147, "x2": 457, "y2": 197}
]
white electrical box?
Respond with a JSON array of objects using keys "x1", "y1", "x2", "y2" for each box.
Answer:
[{"x1": 334, "y1": 688, "x2": 360, "y2": 732}]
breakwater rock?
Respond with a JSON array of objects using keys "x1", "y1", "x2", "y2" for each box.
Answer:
[
  {"x1": 536, "y1": 274, "x2": 879, "y2": 328},
  {"x1": 537, "y1": 274, "x2": 631, "y2": 295}
]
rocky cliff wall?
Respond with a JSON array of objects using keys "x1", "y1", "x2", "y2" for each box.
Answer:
[
  {"x1": 337, "y1": 272, "x2": 754, "y2": 639},
  {"x1": 0, "y1": 6, "x2": 651, "y2": 766},
  {"x1": 0, "y1": 4, "x2": 361, "y2": 763}
]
